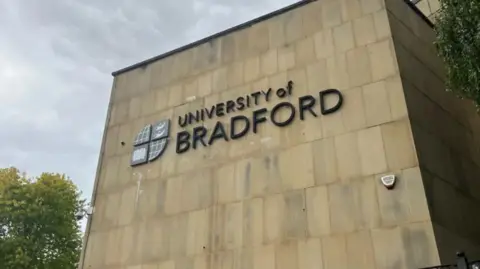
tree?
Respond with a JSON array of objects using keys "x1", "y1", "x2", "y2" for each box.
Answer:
[
  {"x1": 435, "y1": 0, "x2": 480, "y2": 110},
  {"x1": 0, "y1": 167, "x2": 85, "y2": 269}
]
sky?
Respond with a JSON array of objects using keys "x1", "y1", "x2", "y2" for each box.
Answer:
[{"x1": 0, "y1": 0, "x2": 298, "y2": 211}]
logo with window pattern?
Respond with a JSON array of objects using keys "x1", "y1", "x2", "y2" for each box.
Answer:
[{"x1": 130, "y1": 119, "x2": 170, "y2": 166}]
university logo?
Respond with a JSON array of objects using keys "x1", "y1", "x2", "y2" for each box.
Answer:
[
  {"x1": 130, "y1": 119, "x2": 170, "y2": 166},
  {"x1": 128, "y1": 79, "x2": 345, "y2": 167}
]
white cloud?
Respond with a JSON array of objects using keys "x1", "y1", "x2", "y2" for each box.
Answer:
[{"x1": 0, "y1": 0, "x2": 297, "y2": 223}]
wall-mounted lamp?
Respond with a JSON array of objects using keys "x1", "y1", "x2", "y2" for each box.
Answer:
[
  {"x1": 381, "y1": 175, "x2": 396, "y2": 190},
  {"x1": 75, "y1": 206, "x2": 94, "y2": 221}
]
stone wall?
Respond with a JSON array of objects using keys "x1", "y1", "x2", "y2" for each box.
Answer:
[
  {"x1": 386, "y1": 0, "x2": 480, "y2": 263},
  {"x1": 413, "y1": 0, "x2": 441, "y2": 23},
  {"x1": 78, "y1": 0, "x2": 459, "y2": 268}
]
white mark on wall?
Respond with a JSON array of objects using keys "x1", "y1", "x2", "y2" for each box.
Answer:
[
  {"x1": 260, "y1": 137, "x2": 272, "y2": 144},
  {"x1": 132, "y1": 172, "x2": 144, "y2": 211},
  {"x1": 186, "y1": 96, "x2": 197, "y2": 102}
]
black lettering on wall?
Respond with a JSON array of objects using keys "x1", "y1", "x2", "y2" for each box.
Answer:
[
  {"x1": 252, "y1": 108, "x2": 268, "y2": 133},
  {"x1": 237, "y1": 96, "x2": 246, "y2": 110},
  {"x1": 179, "y1": 80, "x2": 298, "y2": 128},
  {"x1": 230, "y1": 115, "x2": 250, "y2": 140},
  {"x1": 165, "y1": 80, "x2": 349, "y2": 159},
  {"x1": 205, "y1": 106, "x2": 215, "y2": 119},
  {"x1": 271, "y1": 102, "x2": 295, "y2": 127},
  {"x1": 298, "y1": 95, "x2": 317, "y2": 120},
  {"x1": 319, "y1": 89, "x2": 343, "y2": 115},
  {"x1": 262, "y1": 88, "x2": 273, "y2": 102},
  {"x1": 287, "y1": 80, "x2": 293, "y2": 96},
  {"x1": 178, "y1": 115, "x2": 188, "y2": 127},
  {"x1": 208, "y1": 121, "x2": 229, "y2": 145},
  {"x1": 188, "y1": 111, "x2": 200, "y2": 125},
  {"x1": 192, "y1": 126, "x2": 207, "y2": 149},
  {"x1": 216, "y1": 103, "x2": 225, "y2": 117},
  {"x1": 252, "y1": 91, "x2": 262, "y2": 105},
  {"x1": 276, "y1": 88, "x2": 287, "y2": 98},
  {"x1": 226, "y1": 100, "x2": 236, "y2": 114},
  {"x1": 176, "y1": 131, "x2": 191, "y2": 154}
]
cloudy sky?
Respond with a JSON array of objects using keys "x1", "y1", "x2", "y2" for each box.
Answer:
[{"x1": 0, "y1": 0, "x2": 298, "y2": 205}]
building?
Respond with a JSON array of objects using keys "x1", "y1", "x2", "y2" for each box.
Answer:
[
  {"x1": 412, "y1": 0, "x2": 441, "y2": 22},
  {"x1": 79, "y1": 0, "x2": 480, "y2": 268}
]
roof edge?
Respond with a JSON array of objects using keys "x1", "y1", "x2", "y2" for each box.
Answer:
[
  {"x1": 404, "y1": 0, "x2": 435, "y2": 28},
  {"x1": 111, "y1": 0, "x2": 317, "y2": 76}
]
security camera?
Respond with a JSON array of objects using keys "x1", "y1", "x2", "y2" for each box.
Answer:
[
  {"x1": 75, "y1": 210, "x2": 86, "y2": 221},
  {"x1": 75, "y1": 206, "x2": 94, "y2": 221}
]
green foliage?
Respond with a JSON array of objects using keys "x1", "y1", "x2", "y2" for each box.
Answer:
[
  {"x1": 435, "y1": 0, "x2": 480, "y2": 109},
  {"x1": 0, "y1": 167, "x2": 85, "y2": 269}
]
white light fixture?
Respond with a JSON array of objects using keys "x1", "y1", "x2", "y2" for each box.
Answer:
[
  {"x1": 75, "y1": 206, "x2": 94, "y2": 221},
  {"x1": 381, "y1": 175, "x2": 396, "y2": 190}
]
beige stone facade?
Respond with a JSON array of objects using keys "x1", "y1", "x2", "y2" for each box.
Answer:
[
  {"x1": 79, "y1": 0, "x2": 480, "y2": 268},
  {"x1": 414, "y1": 0, "x2": 441, "y2": 22}
]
